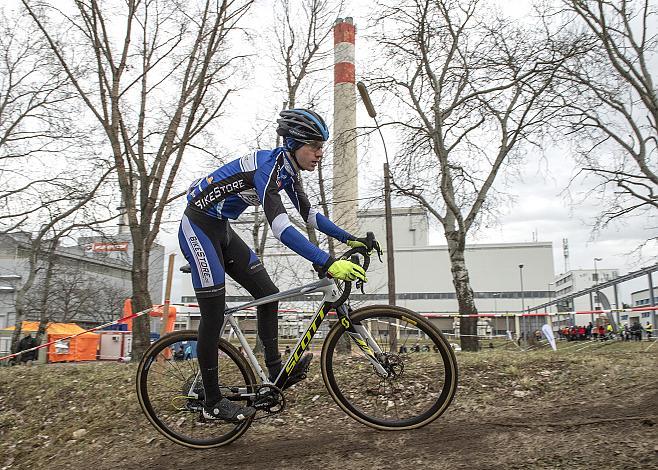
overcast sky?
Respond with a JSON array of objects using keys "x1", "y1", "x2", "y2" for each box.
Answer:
[{"x1": 5, "y1": 0, "x2": 653, "y2": 303}]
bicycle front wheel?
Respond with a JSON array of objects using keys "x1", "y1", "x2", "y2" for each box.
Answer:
[
  {"x1": 136, "y1": 330, "x2": 257, "y2": 449},
  {"x1": 321, "y1": 305, "x2": 458, "y2": 430}
]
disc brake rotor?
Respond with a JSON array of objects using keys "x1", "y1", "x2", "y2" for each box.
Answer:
[{"x1": 375, "y1": 353, "x2": 404, "y2": 379}]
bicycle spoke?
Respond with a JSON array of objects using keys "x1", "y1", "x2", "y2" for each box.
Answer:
[
  {"x1": 137, "y1": 332, "x2": 255, "y2": 448},
  {"x1": 168, "y1": 355, "x2": 193, "y2": 381},
  {"x1": 325, "y1": 308, "x2": 456, "y2": 428}
]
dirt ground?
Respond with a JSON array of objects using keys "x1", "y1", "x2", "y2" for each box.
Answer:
[{"x1": 1, "y1": 340, "x2": 657, "y2": 470}]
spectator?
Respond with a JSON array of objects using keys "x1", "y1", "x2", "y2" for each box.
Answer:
[
  {"x1": 284, "y1": 345, "x2": 291, "y2": 356},
  {"x1": 569, "y1": 326, "x2": 577, "y2": 341},
  {"x1": 606, "y1": 323, "x2": 614, "y2": 339},
  {"x1": 623, "y1": 324, "x2": 630, "y2": 341},
  {"x1": 645, "y1": 322, "x2": 653, "y2": 340},
  {"x1": 597, "y1": 324, "x2": 605, "y2": 340},
  {"x1": 630, "y1": 322, "x2": 642, "y2": 341},
  {"x1": 17, "y1": 333, "x2": 38, "y2": 364},
  {"x1": 587, "y1": 322, "x2": 594, "y2": 339}
]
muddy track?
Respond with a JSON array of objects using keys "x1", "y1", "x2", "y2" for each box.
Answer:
[
  {"x1": 101, "y1": 393, "x2": 658, "y2": 470},
  {"x1": 2, "y1": 345, "x2": 657, "y2": 470}
]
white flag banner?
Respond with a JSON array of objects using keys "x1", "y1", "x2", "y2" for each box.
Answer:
[{"x1": 542, "y1": 324, "x2": 557, "y2": 351}]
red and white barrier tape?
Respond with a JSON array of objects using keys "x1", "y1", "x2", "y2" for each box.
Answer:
[
  {"x1": 4, "y1": 302, "x2": 655, "y2": 362},
  {"x1": 420, "y1": 306, "x2": 658, "y2": 318}
]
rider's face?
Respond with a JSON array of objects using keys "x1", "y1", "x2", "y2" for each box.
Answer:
[{"x1": 294, "y1": 141, "x2": 324, "y2": 171}]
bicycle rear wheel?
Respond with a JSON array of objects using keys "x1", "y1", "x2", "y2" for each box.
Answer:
[
  {"x1": 136, "y1": 330, "x2": 256, "y2": 449},
  {"x1": 321, "y1": 305, "x2": 458, "y2": 430}
]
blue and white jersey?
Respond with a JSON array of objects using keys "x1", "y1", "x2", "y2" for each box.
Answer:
[{"x1": 186, "y1": 147, "x2": 353, "y2": 267}]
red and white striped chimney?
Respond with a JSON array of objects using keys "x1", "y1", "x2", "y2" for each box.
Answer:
[{"x1": 333, "y1": 17, "x2": 358, "y2": 234}]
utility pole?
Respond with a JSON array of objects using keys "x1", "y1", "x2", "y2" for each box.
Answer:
[
  {"x1": 384, "y1": 163, "x2": 396, "y2": 307},
  {"x1": 160, "y1": 253, "x2": 176, "y2": 358},
  {"x1": 357, "y1": 81, "x2": 397, "y2": 351},
  {"x1": 519, "y1": 264, "x2": 525, "y2": 312},
  {"x1": 517, "y1": 264, "x2": 524, "y2": 340}
]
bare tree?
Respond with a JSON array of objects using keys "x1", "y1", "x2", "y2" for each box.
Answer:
[
  {"x1": 5, "y1": 167, "x2": 116, "y2": 352},
  {"x1": 0, "y1": 5, "x2": 91, "y2": 234},
  {"x1": 0, "y1": 4, "x2": 118, "y2": 351},
  {"x1": 21, "y1": 0, "x2": 255, "y2": 359},
  {"x1": 270, "y1": 0, "x2": 341, "y2": 256},
  {"x1": 371, "y1": 0, "x2": 569, "y2": 350},
  {"x1": 556, "y1": 0, "x2": 657, "y2": 240},
  {"x1": 24, "y1": 263, "x2": 129, "y2": 327},
  {"x1": 0, "y1": 6, "x2": 77, "y2": 164}
]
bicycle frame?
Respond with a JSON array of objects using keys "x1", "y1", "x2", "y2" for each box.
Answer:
[{"x1": 187, "y1": 275, "x2": 388, "y2": 398}]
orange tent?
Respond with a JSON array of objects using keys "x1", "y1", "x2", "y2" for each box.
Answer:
[{"x1": 3, "y1": 321, "x2": 100, "y2": 363}]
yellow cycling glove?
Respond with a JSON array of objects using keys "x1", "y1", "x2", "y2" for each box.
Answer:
[
  {"x1": 327, "y1": 259, "x2": 367, "y2": 282},
  {"x1": 346, "y1": 236, "x2": 381, "y2": 255},
  {"x1": 346, "y1": 239, "x2": 367, "y2": 250}
]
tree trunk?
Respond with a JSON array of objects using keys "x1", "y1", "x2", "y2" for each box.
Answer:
[
  {"x1": 446, "y1": 231, "x2": 480, "y2": 352},
  {"x1": 130, "y1": 241, "x2": 153, "y2": 360},
  {"x1": 10, "y1": 305, "x2": 24, "y2": 355},
  {"x1": 34, "y1": 255, "x2": 56, "y2": 346},
  {"x1": 317, "y1": 161, "x2": 335, "y2": 257},
  {"x1": 297, "y1": 178, "x2": 320, "y2": 247},
  {"x1": 254, "y1": 335, "x2": 264, "y2": 355},
  {"x1": 10, "y1": 245, "x2": 40, "y2": 354}
]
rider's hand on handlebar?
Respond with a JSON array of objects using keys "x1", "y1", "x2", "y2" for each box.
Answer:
[
  {"x1": 347, "y1": 235, "x2": 381, "y2": 255},
  {"x1": 327, "y1": 259, "x2": 368, "y2": 282}
]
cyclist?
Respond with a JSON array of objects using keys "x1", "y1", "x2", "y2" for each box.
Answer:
[{"x1": 178, "y1": 108, "x2": 374, "y2": 423}]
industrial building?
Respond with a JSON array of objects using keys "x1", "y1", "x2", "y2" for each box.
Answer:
[
  {"x1": 553, "y1": 268, "x2": 620, "y2": 313},
  {"x1": 628, "y1": 287, "x2": 657, "y2": 327},
  {"x1": 0, "y1": 232, "x2": 164, "y2": 331},
  {"x1": 631, "y1": 286, "x2": 657, "y2": 307},
  {"x1": 176, "y1": 205, "x2": 556, "y2": 337}
]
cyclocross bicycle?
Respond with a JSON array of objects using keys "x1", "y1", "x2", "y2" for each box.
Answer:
[{"x1": 136, "y1": 235, "x2": 458, "y2": 449}]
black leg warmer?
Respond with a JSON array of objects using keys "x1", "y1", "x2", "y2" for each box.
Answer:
[{"x1": 196, "y1": 293, "x2": 226, "y2": 406}]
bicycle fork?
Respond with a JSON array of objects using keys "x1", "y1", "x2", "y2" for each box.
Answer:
[{"x1": 335, "y1": 305, "x2": 389, "y2": 377}]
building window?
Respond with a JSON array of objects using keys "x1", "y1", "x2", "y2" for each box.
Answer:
[{"x1": 556, "y1": 274, "x2": 572, "y2": 286}]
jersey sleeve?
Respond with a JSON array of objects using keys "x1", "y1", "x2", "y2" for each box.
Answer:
[
  {"x1": 284, "y1": 178, "x2": 354, "y2": 244},
  {"x1": 254, "y1": 155, "x2": 331, "y2": 267}
]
